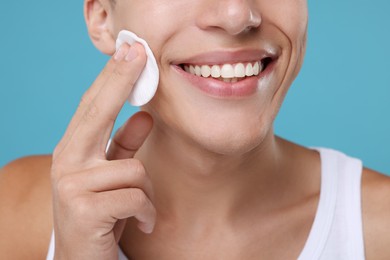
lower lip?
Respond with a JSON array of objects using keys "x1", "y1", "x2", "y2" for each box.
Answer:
[{"x1": 172, "y1": 62, "x2": 276, "y2": 99}]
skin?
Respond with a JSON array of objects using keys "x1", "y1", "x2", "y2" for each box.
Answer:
[{"x1": 1, "y1": 0, "x2": 390, "y2": 259}]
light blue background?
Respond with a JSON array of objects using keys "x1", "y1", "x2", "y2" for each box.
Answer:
[{"x1": 1, "y1": 1, "x2": 389, "y2": 174}]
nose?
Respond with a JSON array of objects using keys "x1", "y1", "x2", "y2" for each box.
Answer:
[{"x1": 197, "y1": 0, "x2": 262, "y2": 36}]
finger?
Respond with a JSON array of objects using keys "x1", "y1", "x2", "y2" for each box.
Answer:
[
  {"x1": 60, "y1": 159, "x2": 154, "y2": 198},
  {"x1": 106, "y1": 111, "x2": 153, "y2": 160},
  {"x1": 54, "y1": 49, "x2": 121, "y2": 158},
  {"x1": 94, "y1": 188, "x2": 157, "y2": 233},
  {"x1": 60, "y1": 43, "x2": 147, "y2": 162}
]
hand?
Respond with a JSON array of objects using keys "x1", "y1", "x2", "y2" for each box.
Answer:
[{"x1": 51, "y1": 43, "x2": 156, "y2": 259}]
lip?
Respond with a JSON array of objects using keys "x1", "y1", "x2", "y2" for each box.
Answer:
[{"x1": 171, "y1": 49, "x2": 279, "y2": 99}]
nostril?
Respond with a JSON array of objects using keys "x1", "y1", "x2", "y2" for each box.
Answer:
[{"x1": 243, "y1": 26, "x2": 256, "y2": 33}]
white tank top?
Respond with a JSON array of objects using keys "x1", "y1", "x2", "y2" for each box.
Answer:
[{"x1": 46, "y1": 147, "x2": 365, "y2": 260}]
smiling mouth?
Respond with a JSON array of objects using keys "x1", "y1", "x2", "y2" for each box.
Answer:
[{"x1": 178, "y1": 57, "x2": 274, "y2": 83}]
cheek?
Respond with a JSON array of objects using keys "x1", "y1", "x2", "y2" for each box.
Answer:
[
  {"x1": 263, "y1": 0, "x2": 308, "y2": 44},
  {"x1": 113, "y1": 1, "x2": 194, "y2": 58},
  {"x1": 263, "y1": 0, "x2": 308, "y2": 107}
]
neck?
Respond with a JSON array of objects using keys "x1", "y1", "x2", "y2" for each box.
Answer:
[{"x1": 135, "y1": 125, "x2": 293, "y2": 227}]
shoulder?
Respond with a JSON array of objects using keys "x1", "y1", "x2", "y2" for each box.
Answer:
[
  {"x1": 361, "y1": 167, "x2": 390, "y2": 259},
  {"x1": 0, "y1": 155, "x2": 53, "y2": 259}
]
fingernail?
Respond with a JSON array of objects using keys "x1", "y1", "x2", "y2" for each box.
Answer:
[
  {"x1": 145, "y1": 224, "x2": 154, "y2": 234},
  {"x1": 125, "y1": 47, "x2": 139, "y2": 62},
  {"x1": 114, "y1": 44, "x2": 126, "y2": 61},
  {"x1": 138, "y1": 222, "x2": 154, "y2": 234}
]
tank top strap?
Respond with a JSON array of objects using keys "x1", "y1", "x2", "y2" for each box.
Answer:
[
  {"x1": 46, "y1": 231, "x2": 55, "y2": 260},
  {"x1": 331, "y1": 149, "x2": 365, "y2": 259},
  {"x1": 298, "y1": 147, "x2": 365, "y2": 260},
  {"x1": 298, "y1": 147, "x2": 340, "y2": 259}
]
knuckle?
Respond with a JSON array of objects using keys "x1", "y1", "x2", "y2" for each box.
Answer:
[
  {"x1": 52, "y1": 144, "x2": 68, "y2": 167},
  {"x1": 80, "y1": 91, "x2": 93, "y2": 108},
  {"x1": 56, "y1": 175, "x2": 79, "y2": 198},
  {"x1": 83, "y1": 102, "x2": 100, "y2": 122},
  {"x1": 112, "y1": 62, "x2": 137, "y2": 85},
  {"x1": 114, "y1": 62, "x2": 133, "y2": 77},
  {"x1": 129, "y1": 159, "x2": 146, "y2": 179},
  {"x1": 50, "y1": 158, "x2": 69, "y2": 182},
  {"x1": 111, "y1": 66, "x2": 126, "y2": 83},
  {"x1": 130, "y1": 189, "x2": 148, "y2": 208},
  {"x1": 50, "y1": 153, "x2": 81, "y2": 179},
  {"x1": 73, "y1": 197, "x2": 94, "y2": 218}
]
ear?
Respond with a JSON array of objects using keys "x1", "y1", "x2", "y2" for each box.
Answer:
[{"x1": 84, "y1": 0, "x2": 116, "y2": 55}]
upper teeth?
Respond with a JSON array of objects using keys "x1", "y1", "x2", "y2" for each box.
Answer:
[{"x1": 184, "y1": 62, "x2": 263, "y2": 79}]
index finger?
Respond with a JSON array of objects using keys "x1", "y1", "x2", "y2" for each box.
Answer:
[
  {"x1": 60, "y1": 43, "x2": 147, "y2": 163},
  {"x1": 54, "y1": 49, "x2": 118, "y2": 155}
]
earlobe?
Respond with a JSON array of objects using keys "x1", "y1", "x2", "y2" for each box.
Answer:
[{"x1": 84, "y1": 0, "x2": 116, "y2": 55}]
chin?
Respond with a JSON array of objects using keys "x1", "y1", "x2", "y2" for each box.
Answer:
[
  {"x1": 196, "y1": 132, "x2": 267, "y2": 156},
  {"x1": 181, "y1": 113, "x2": 273, "y2": 156},
  {"x1": 145, "y1": 73, "x2": 280, "y2": 157}
]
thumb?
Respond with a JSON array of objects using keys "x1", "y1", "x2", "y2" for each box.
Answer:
[{"x1": 106, "y1": 111, "x2": 153, "y2": 160}]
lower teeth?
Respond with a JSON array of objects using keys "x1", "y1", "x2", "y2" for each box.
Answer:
[{"x1": 219, "y1": 77, "x2": 245, "y2": 83}]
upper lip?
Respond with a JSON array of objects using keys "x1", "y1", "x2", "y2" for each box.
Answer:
[{"x1": 172, "y1": 48, "x2": 280, "y2": 66}]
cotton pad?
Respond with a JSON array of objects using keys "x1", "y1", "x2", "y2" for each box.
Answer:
[{"x1": 116, "y1": 30, "x2": 159, "y2": 106}]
